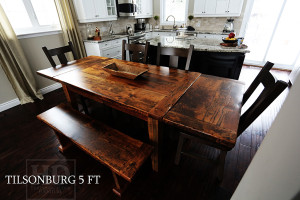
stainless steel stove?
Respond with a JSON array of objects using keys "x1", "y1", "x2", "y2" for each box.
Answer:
[{"x1": 128, "y1": 31, "x2": 146, "y2": 44}]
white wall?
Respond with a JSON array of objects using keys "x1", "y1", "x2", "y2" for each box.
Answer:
[
  {"x1": 231, "y1": 76, "x2": 300, "y2": 200},
  {"x1": 0, "y1": 67, "x2": 18, "y2": 104},
  {"x1": 0, "y1": 33, "x2": 65, "y2": 109}
]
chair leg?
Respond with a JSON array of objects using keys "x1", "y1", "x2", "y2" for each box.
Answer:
[
  {"x1": 80, "y1": 96, "x2": 89, "y2": 115},
  {"x1": 175, "y1": 132, "x2": 186, "y2": 165},
  {"x1": 216, "y1": 150, "x2": 227, "y2": 182}
]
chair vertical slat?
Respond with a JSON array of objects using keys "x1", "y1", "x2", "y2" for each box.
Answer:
[
  {"x1": 42, "y1": 46, "x2": 56, "y2": 67},
  {"x1": 122, "y1": 40, "x2": 126, "y2": 61},
  {"x1": 122, "y1": 40, "x2": 149, "y2": 64},
  {"x1": 57, "y1": 53, "x2": 68, "y2": 65},
  {"x1": 68, "y1": 41, "x2": 78, "y2": 60},
  {"x1": 156, "y1": 42, "x2": 194, "y2": 70},
  {"x1": 242, "y1": 61, "x2": 274, "y2": 105}
]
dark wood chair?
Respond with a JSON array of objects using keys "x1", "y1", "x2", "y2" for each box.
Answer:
[
  {"x1": 42, "y1": 41, "x2": 78, "y2": 67},
  {"x1": 122, "y1": 40, "x2": 150, "y2": 64},
  {"x1": 156, "y1": 42, "x2": 194, "y2": 70},
  {"x1": 42, "y1": 41, "x2": 89, "y2": 115},
  {"x1": 174, "y1": 61, "x2": 288, "y2": 181}
]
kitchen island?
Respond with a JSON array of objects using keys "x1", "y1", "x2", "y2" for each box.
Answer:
[{"x1": 140, "y1": 36, "x2": 250, "y2": 80}]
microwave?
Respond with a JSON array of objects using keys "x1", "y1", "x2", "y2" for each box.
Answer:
[{"x1": 118, "y1": 0, "x2": 137, "y2": 17}]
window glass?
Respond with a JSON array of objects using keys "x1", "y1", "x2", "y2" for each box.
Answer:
[
  {"x1": 1, "y1": 0, "x2": 32, "y2": 29},
  {"x1": 161, "y1": 0, "x2": 188, "y2": 24},
  {"x1": 30, "y1": 0, "x2": 59, "y2": 26},
  {"x1": 0, "y1": 0, "x2": 60, "y2": 35}
]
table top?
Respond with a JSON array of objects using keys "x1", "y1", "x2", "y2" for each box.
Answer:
[
  {"x1": 37, "y1": 56, "x2": 200, "y2": 121},
  {"x1": 37, "y1": 56, "x2": 244, "y2": 149},
  {"x1": 164, "y1": 74, "x2": 244, "y2": 150}
]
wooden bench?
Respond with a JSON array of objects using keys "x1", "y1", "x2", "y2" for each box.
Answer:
[{"x1": 37, "y1": 103, "x2": 153, "y2": 197}]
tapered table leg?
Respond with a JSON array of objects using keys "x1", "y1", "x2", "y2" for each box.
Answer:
[{"x1": 62, "y1": 84, "x2": 78, "y2": 110}]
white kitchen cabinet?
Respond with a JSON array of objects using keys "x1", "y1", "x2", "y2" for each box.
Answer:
[
  {"x1": 73, "y1": 0, "x2": 117, "y2": 23},
  {"x1": 135, "y1": 0, "x2": 153, "y2": 18},
  {"x1": 193, "y1": 0, "x2": 244, "y2": 17},
  {"x1": 215, "y1": 0, "x2": 244, "y2": 15},
  {"x1": 194, "y1": 0, "x2": 217, "y2": 16},
  {"x1": 84, "y1": 38, "x2": 127, "y2": 60},
  {"x1": 197, "y1": 34, "x2": 225, "y2": 40},
  {"x1": 152, "y1": 32, "x2": 176, "y2": 37}
]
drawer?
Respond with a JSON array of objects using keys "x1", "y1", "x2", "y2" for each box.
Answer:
[
  {"x1": 110, "y1": 38, "x2": 125, "y2": 46},
  {"x1": 99, "y1": 41, "x2": 111, "y2": 48},
  {"x1": 102, "y1": 47, "x2": 122, "y2": 58}
]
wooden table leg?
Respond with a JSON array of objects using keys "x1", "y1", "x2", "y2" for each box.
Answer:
[
  {"x1": 148, "y1": 117, "x2": 163, "y2": 172},
  {"x1": 217, "y1": 150, "x2": 227, "y2": 182},
  {"x1": 62, "y1": 84, "x2": 78, "y2": 110}
]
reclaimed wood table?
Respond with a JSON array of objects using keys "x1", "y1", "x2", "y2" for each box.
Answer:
[{"x1": 37, "y1": 56, "x2": 244, "y2": 172}]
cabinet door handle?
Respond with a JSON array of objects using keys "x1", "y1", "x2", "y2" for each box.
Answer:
[{"x1": 95, "y1": 15, "x2": 99, "y2": 17}]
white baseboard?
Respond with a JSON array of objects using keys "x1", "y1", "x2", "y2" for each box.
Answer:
[
  {"x1": 0, "y1": 83, "x2": 62, "y2": 112},
  {"x1": 0, "y1": 98, "x2": 20, "y2": 112},
  {"x1": 40, "y1": 83, "x2": 62, "y2": 95}
]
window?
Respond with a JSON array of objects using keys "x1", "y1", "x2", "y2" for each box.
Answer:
[
  {"x1": 0, "y1": 0, "x2": 60, "y2": 36},
  {"x1": 160, "y1": 0, "x2": 189, "y2": 26},
  {"x1": 242, "y1": 0, "x2": 300, "y2": 70}
]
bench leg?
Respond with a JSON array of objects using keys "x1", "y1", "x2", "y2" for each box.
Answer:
[
  {"x1": 112, "y1": 172, "x2": 128, "y2": 197},
  {"x1": 53, "y1": 130, "x2": 73, "y2": 153}
]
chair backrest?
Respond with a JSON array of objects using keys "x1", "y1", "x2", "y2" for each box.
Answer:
[
  {"x1": 238, "y1": 61, "x2": 288, "y2": 135},
  {"x1": 42, "y1": 41, "x2": 78, "y2": 68},
  {"x1": 156, "y1": 42, "x2": 194, "y2": 70},
  {"x1": 122, "y1": 40, "x2": 150, "y2": 64}
]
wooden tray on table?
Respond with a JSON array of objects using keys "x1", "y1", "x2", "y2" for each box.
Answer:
[{"x1": 103, "y1": 62, "x2": 148, "y2": 80}]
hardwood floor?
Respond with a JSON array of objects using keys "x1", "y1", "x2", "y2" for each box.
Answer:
[{"x1": 0, "y1": 66, "x2": 290, "y2": 200}]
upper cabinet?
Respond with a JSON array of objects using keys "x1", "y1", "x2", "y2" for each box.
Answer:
[
  {"x1": 135, "y1": 0, "x2": 153, "y2": 18},
  {"x1": 194, "y1": 0, "x2": 244, "y2": 17},
  {"x1": 73, "y1": 0, "x2": 117, "y2": 23}
]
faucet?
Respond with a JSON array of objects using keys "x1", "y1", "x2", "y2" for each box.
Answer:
[
  {"x1": 166, "y1": 15, "x2": 177, "y2": 30},
  {"x1": 109, "y1": 21, "x2": 114, "y2": 36}
]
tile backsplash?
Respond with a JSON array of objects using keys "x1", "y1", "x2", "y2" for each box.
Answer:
[
  {"x1": 78, "y1": 17, "x2": 148, "y2": 40},
  {"x1": 78, "y1": 13, "x2": 244, "y2": 40}
]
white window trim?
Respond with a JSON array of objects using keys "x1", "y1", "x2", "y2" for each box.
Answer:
[
  {"x1": 17, "y1": 29, "x2": 62, "y2": 39},
  {"x1": 160, "y1": 0, "x2": 189, "y2": 26}
]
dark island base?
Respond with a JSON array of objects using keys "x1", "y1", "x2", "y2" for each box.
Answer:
[{"x1": 148, "y1": 45, "x2": 245, "y2": 80}]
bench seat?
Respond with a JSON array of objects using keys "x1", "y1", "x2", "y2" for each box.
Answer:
[{"x1": 37, "y1": 103, "x2": 153, "y2": 195}]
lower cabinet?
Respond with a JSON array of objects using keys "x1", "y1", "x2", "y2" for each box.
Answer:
[
  {"x1": 152, "y1": 32, "x2": 176, "y2": 37},
  {"x1": 84, "y1": 38, "x2": 128, "y2": 59},
  {"x1": 197, "y1": 34, "x2": 225, "y2": 40}
]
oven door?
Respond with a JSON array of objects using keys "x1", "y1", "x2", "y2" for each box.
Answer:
[{"x1": 118, "y1": 0, "x2": 137, "y2": 16}]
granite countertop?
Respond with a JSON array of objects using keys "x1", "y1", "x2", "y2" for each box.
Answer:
[
  {"x1": 83, "y1": 34, "x2": 128, "y2": 43},
  {"x1": 140, "y1": 36, "x2": 250, "y2": 53},
  {"x1": 151, "y1": 29, "x2": 228, "y2": 35}
]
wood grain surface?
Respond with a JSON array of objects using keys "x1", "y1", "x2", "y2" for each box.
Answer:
[
  {"x1": 164, "y1": 74, "x2": 244, "y2": 150},
  {"x1": 37, "y1": 103, "x2": 153, "y2": 182}
]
